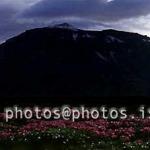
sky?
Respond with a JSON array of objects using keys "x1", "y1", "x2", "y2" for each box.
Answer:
[{"x1": 0, "y1": 0, "x2": 150, "y2": 43}]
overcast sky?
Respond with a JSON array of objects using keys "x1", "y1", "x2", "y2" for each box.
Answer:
[{"x1": 0, "y1": 0, "x2": 150, "y2": 43}]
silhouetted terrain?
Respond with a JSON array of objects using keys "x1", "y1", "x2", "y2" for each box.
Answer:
[{"x1": 0, "y1": 23, "x2": 150, "y2": 97}]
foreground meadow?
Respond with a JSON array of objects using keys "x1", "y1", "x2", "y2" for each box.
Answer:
[{"x1": 0, "y1": 113, "x2": 150, "y2": 149}]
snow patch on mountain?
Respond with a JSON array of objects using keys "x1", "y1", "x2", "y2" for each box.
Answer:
[
  {"x1": 72, "y1": 33, "x2": 78, "y2": 40},
  {"x1": 106, "y1": 36, "x2": 124, "y2": 43},
  {"x1": 51, "y1": 23, "x2": 79, "y2": 31},
  {"x1": 110, "y1": 51, "x2": 117, "y2": 63},
  {"x1": 143, "y1": 38, "x2": 150, "y2": 42},
  {"x1": 82, "y1": 33, "x2": 94, "y2": 39},
  {"x1": 95, "y1": 51, "x2": 108, "y2": 62}
]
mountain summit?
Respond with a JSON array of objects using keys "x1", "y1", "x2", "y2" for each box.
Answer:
[
  {"x1": 50, "y1": 23, "x2": 78, "y2": 31},
  {"x1": 0, "y1": 25, "x2": 150, "y2": 96}
]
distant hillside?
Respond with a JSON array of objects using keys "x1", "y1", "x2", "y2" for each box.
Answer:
[{"x1": 0, "y1": 23, "x2": 150, "y2": 97}]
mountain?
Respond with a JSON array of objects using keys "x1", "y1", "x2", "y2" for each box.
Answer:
[{"x1": 0, "y1": 23, "x2": 150, "y2": 97}]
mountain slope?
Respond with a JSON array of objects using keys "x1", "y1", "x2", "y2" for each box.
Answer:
[{"x1": 0, "y1": 23, "x2": 150, "y2": 96}]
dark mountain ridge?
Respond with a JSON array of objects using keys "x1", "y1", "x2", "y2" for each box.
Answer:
[{"x1": 0, "y1": 23, "x2": 150, "y2": 96}]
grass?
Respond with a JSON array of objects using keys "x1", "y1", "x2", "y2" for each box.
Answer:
[
  {"x1": 1, "y1": 113, "x2": 150, "y2": 150},
  {"x1": 0, "y1": 128, "x2": 149, "y2": 150}
]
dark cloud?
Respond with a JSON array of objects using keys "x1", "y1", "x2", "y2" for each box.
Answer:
[
  {"x1": 0, "y1": 4, "x2": 18, "y2": 42},
  {"x1": 22, "y1": 0, "x2": 150, "y2": 21},
  {"x1": 0, "y1": 0, "x2": 41, "y2": 42}
]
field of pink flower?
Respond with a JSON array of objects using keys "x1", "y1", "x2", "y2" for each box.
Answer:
[{"x1": 0, "y1": 113, "x2": 150, "y2": 149}]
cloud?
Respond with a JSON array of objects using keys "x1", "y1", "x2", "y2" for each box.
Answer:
[
  {"x1": 18, "y1": 0, "x2": 150, "y2": 37},
  {"x1": 1, "y1": 0, "x2": 150, "y2": 43},
  {"x1": 0, "y1": 0, "x2": 42, "y2": 42},
  {"x1": 22, "y1": 0, "x2": 150, "y2": 22}
]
